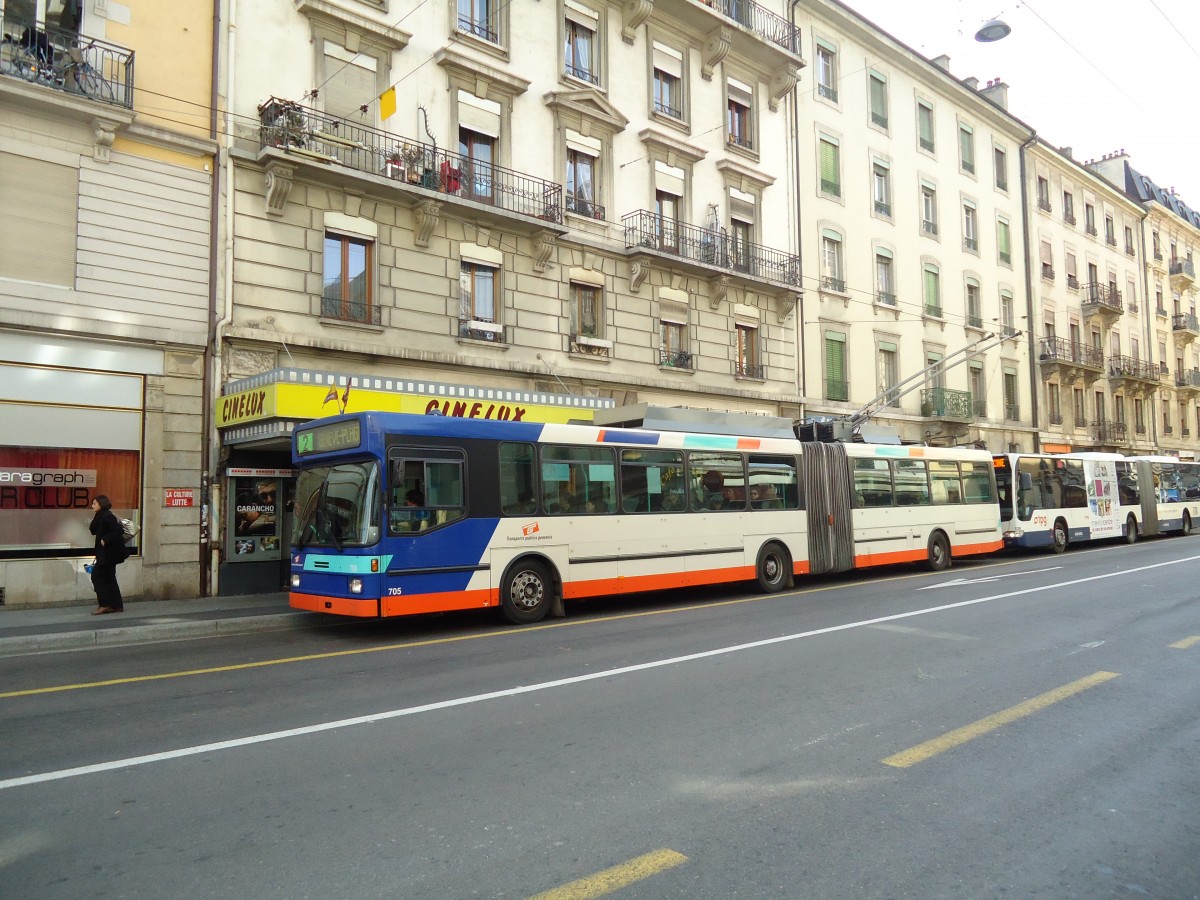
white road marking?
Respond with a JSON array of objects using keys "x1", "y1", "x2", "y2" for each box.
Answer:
[
  {"x1": 918, "y1": 567, "x2": 1063, "y2": 590},
  {"x1": 3, "y1": 553, "x2": 1196, "y2": 792},
  {"x1": 868, "y1": 624, "x2": 978, "y2": 641}
]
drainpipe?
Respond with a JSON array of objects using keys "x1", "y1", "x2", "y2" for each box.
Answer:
[
  {"x1": 1135, "y1": 202, "x2": 1151, "y2": 452},
  {"x1": 789, "y1": 0, "x2": 806, "y2": 407},
  {"x1": 200, "y1": 0, "x2": 223, "y2": 596},
  {"x1": 1017, "y1": 131, "x2": 1038, "y2": 451}
]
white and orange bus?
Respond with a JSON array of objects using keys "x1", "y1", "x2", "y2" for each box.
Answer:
[{"x1": 289, "y1": 411, "x2": 1002, "y2": 623}]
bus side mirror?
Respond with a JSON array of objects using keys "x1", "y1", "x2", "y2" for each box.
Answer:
[{"x1": 1019, "y1": 472, "x2": 1033, "y2": 491}]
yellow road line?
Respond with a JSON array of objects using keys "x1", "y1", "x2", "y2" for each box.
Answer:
[
  {"x1": 882, "y1": 670, "x2": 1120, "y2": 768},
  {"x1": 1169, "y1": 635, "x2": 1200, "y2": 649},
  {"x1": 526, "y1": 849, "x2": 688, "y2": 900}
]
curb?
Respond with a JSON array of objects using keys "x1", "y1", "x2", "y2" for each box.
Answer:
[{"x1": 0, "y1": 611, "x2": 323, "y2": 656}]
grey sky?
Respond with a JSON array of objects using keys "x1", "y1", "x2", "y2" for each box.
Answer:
[{"x1": 842, "y1": 0, "x2": 1200, "y2": 206}]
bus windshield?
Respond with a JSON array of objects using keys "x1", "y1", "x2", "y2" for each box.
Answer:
[{"x1": 292, "y1": 461, "x2": 381, "y2": 549}]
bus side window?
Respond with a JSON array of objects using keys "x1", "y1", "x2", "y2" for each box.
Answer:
[{"x1": 500, "y1": 442, "x2": 537, "y2": 515}]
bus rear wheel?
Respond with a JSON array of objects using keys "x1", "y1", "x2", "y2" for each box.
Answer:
[
  {"x1": 1181, "y1": 511, "x2": 1192, "y2": 536},
  {"x1": 500, "y1": 558, "x2": 555, "y2": 625},
  {"x1": 1125, "y1": 515, "x2": 1138, "y2": 544},
  {"x1": 927, "y1": 531, "x2": 951, "y2": 571},
  {"x1": 1052, "y1": 520, "x2": 1069, "y2": 554},
  {"x1": 756, "y1": 542, "x2": 791, "y2": 593}
]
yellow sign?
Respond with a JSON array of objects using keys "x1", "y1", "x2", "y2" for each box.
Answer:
[{"x1": 216, "y1": 382, "x2": 598, "y2": 428}]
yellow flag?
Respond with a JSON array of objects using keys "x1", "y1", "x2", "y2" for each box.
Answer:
[{"x1": 379, "y1": 86, "x2": 397, "y2": 121}]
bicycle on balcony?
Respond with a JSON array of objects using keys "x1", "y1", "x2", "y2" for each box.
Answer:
[{"x1": 61, "y1": 39, "x2": 115, "y2": 102}]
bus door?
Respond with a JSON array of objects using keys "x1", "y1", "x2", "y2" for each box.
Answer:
[
  {"x1": 1130, "y1": 460, "x2": 1162, "y2": 536},
  {"x1": 801, "y1": 442, "x2": 854, "y2": 574}
]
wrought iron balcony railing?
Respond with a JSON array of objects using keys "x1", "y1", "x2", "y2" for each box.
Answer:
[
  {"x1": 966, "y1": 314, "x2": 983, "y2": 329},
  {"x1": 1172, "y1": 312, "x2": 1199, "y2": 334},
  {"x1": 456, "y1": 12, "x2": 498, "y2": 44},
  {"x1": 1108, "y1": 354, "x2": 1160, "y2": 382},
  {"x1": 1085, "y1": 223, "x2": 1098, "y2": 237},
  {"x1": 1041, "y1": 264, "x2": 1055, "y2": 280},
  {"x1": 1082, "y1": 282, "x2": 1122, "y2": 313},
  {"x1": 1004, "y1": 403, "x2": 1020, "y2": 421},
  {"x1": 1170, "y1": 256, "x2": 1195, "y2": 282},
  {"x1": 565, "y1": 61, "x2": 600, "y2": 85},
  {"x1": 874, "y1": 200, "x2": 891, "y2": 216},
  {"x1": 622, "y1": 210, "x2": 800, "y2": 287},
  {"x1": 877, "y1": 291, "x2": 897, "y2": 307},
  {"x1": 700, "y1": 0, "x2": 802, "y2": 53},
  {"x1": 921, "y1": 388, "x2": 973, "y2": 420},
  {"x1": 1039, "y1": 336, "x2": 1103, "y2": 370},
  {"x1": 0, "y1": 15, "x2": 134, "y2": 108},
  {"x1": 653, "y1": 98, "x2": 682, "y2": 120},
  {"x1": 735, "y1": 360, "x2": 765, "y2": 379},
  {"x1": 1176, "y1": 369, "x2": 1200, "y2": 389},
  {"x1": 1063, "y1": 212, "x2": 1076, "y2": 226},
  {"x1": 821, "y1": 275, "x2": 846, "y2": 293},
  {"x1": 321, "y1": 295, "x2": 381, "y2": 326},
  {"x1": 257, "y1": 99, "x2": 562, "y2": 223},
  {"x1": 1037, "y1": 198, "x2": 1052, "y2": 212},
  {"x1": 565, "y1": 195, "x2": 606, "y2": 221},
  {"x1": 922, "y1": 219, "x2": 938, "y2": 236},
  {"x1": 1067, "y1": 275, "x2": 1080, "y2": 289},
  {"x1": 1048, "y1": 413, "x2": 1063, "y2": 426},
  {"x1": 964, "y1": 237, "x2": 978, "y2": 251},
  {"x1": 1093, "y1": 420, "x2": 1127, "y2": 443},
  {"x1": 659, "y1": 348, "x2": 693, "y2": 369},
  {"x1": 1106, "y1": 233, "x2": 1118, "y2": 247}
]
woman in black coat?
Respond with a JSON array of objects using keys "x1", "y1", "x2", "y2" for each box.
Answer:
[{"x1": 89, "y1": 494, "x2": 126, "y2": 614}]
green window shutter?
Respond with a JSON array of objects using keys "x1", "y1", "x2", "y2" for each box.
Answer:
[
  {"x1": 998, "y1": 221, "x2": 1011, "y2": 254},
  {"x1": 918, "y1": 104, "x2": 933, "y2": 144},
  {"x1": 819, "y1": 140, "x2": 839, "y2": 193},
  {"x1": 924, "y1": 268, "x2": 939, "y2": 306},
  {"x1": 869, "y1": 75, "x2": 886, "y2": 118}
]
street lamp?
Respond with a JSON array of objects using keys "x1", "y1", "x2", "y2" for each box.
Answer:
[{"x1": 974, "y1": 17, "x2": 1011, "y2": 42}]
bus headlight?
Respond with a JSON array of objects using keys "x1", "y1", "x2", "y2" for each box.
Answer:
[
  {"x1": 291, "y1": 574, "x2": 301, "y2": 588},
  {"x1": 349, "y1": 577, "x2": 363, "y2": 594}
]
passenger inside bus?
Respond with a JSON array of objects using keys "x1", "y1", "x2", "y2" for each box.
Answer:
[
  {"x1": 751, "y1": 483, "x2": 784, "y2": 509},
  {"x1": 393, "y1": 489, "x2": 430, "y2": 532}
]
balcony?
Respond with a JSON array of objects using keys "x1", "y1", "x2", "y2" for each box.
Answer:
[
  {"x1": 456, "y1": 11, "x2": 499, "y2": 44},
  {"x1": 1067, "y1": 275, "x2": 1080, "y2": 290},
  {"x1": 1108, "y1": 354, "x2": 1161, "y2": 387},
  {"x1": 1037, "y1": 197, "x2": 1052, "y2": 213},
  {"x1": 1172, "y1": 312, "x2": 1200, "y2": 343},
  {"x1": 1041, "y1": 264, "x2": 1055, "y2": 281},
  {"x1": 321, "y1": 296, "x2": 381, "y2": 326},
  {"x1": 818, "y1": 83, "x2": 838, "y2": 102},
  {"x1": 653, "y1": 98, "x2": 683, "y2": 120},
  {"x1": 1063, "y1": 212, "x2": 1076, "y2": 226},
  {"x1": 1169, "y1": 256, "x2": 1195, "y2": 291},
  {"x1": 570, "y1": 333, "x2": 612, "y2": 358},
  {"x1": 564, "y1": 61, "x2": 600, "y2": 86},
  {"x1": 1081, "y1": 282, "x2": 1123, "y2": 323},
  {"x1": 1126, "y1": 242, "x2": 1137, "y2": 257},
  {"x1": 826, "y1": 377, "x2": 849, "y2": 402},
  {"x1": 874, "y1": 200, "x2": 891, "y2": 217},
  {"x1": 735, "y1": 360, "x2": 765, "y2": 379},
  {"x1": 659, "y1": 348, "x2": 693, "y2": 369},
  {"x1": 963, "y1": 237, "x2": 978, "y2": 252},
  {"x1": 821, "y1": 275, "x2": 846, "y2": 293},
  {"x1": 565, "y1": 195, "x2": 606, "y2": 221},
  {"x1": 922, "y1": 219, "x2": 938, "y2": 236},
  {"x1": 924, "y1": 304, "x2": 943, "y2": 320},
  {"x1": 458, "y1": 316, "x2": 508, "y2": 343},
  {"x1": 966, "y1": 313, "x2": 984, "y2": 330},
  {"x1": 876, "y1": 291, "x2": 897, "y2": 307},
  {"x1": 1005, "y1": 403, "x2": 1020, "y2": 422},
  {"x1": 695, "y1": 0, "x2": 802, "y2": 54},
  {"x1": 1105, "y1": 233, "x2": 1118, "y2": 247},
  {"x1": 1176, "y1": 368, "x2": 1200, "y2": 396},
  {"x1": 1047, "y1": 413, "x2": 1064, "y2": 426},
  {"x1": 0, "y1": 16, "x2": 135, "y2": 109},
  {"x1": 1039, "y1": 336, "x2": 1104, "y2": 381},
  {"x1": 921, "y1": 388, "x2": 974, "y2": 423},
  {"x1": 1092, "y1": 420, "x2": 1128, "y2": 445},
  {"x1": 622, "y1": 210, "x2": 801, "y2": 290},
  {"x1": 257, "y1": 98, "x2": 563, "y2": 226},
  {"x1": 1085, "y1": 223, "x2": 1098, "y2": 237}
]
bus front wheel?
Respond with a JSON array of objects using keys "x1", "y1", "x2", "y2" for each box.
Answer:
[
  {"x1": 1052, "y1": 520, "x2": 1069, "y2": 553},
  {"x1": 500, "y1": 558, "x2": 555, "y2": 625},
  {"x1": 1125, "y1": 515, "x2": 1138, "y2": 544},
  {"x1": 927, "y1": 531, "x2": 951, "y2": 571},
  {"x1": 756, "y1": 542, "x2": 791, "y2": 593}
]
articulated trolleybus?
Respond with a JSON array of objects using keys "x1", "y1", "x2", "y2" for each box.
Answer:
[
  {"x1": 289, "y1": 410, "x2": 1002, "y2": 624},
  {"x1": 993, "y1": 451, "x2": 1200, "y2": 551}
]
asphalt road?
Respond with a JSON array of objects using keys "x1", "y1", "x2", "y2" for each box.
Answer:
[{"x1": 1, "y1": 538, "x2": 1198, "y2": 899}]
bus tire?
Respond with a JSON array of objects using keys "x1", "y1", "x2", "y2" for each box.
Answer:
[
  {"x1": 755, "y1": 542, "x2": 791, "y2": 593},
  {"x1": 1052, "y1": 519, "x2": 1069, "y2": 553},
  {"x1": 1181, "y1": 511, "x2": 1193, "y2": 536},
  {"x1": 499, "y1": 557, "x2": 555, "y2": 625},
  {"x1": 1124, "y1": 515, "x2": 1138, "y2": 544},
  {"x1": 927, "y1": 531, "x2": 951, "y2": 571}
]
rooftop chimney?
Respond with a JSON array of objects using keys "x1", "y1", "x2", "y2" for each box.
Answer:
[
  {"x1": 979, "y1": 78, "x2": 1008, "y2": 110},
  {"x1": 963, "y1": 76, "x2": 979, "y2": 90},
  {"x1": 931, "y1": 54, "x2": 951, "y2": 72}
]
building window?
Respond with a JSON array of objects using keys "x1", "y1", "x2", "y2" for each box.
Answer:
[
  {"x1": 1046, "y1": 383, "x2": 1061, "y2": 425},
  {"x1": 821, "y1": 229, "x2": 844, "y2": 293},
  {"x1": 1084, "y1": 203, "x2": 1097, "y2": 236},
  {"x1": 1135, "y1": 398, "x2": 1145, "y2": 433},
  {"x1": 959, "y1": 124, "x2": 974, "y2": 174},
  {"x1": 459, "y1": 261, "x2": 500, "y2": 341},
  {"x1": 966, "y1": 278, "x2": 982, "y2": 328},
  {"x1": 997, "y1": 217, "x2": 1012, "y2": 265},
  {"x1": 1073, "y1": 388, "x2": 1086, "y2": 426},
  {"x1": 735, "y1": 323, "x2": 762, "y2": 378},
  {"x1": 322, "y1": 233, "x2": 375, "y2": 324},
  {"x1": 1104, "y1": 214, "x2": 1116, "y2": 246},
  {"x1": 994, "y1": 146, "x2": 1008, "y2": 191},
  {"x1": 1035, "y1": 175, "x2": 1051, "y2": 212},
  {"x1": 660, "y1": 318, "x2": 690, "y2": 368},
  {"x1": 971, "y1": 364, "x2": 986, "y2": 417},
  {"x1": 457, "y1": 0, "x2": 499, "y2": 43},
  {"x1": 818, "y1": 136, "x2": 840, "y2": 197},
  {"x1": 816, "y1": 42, "x2": 838, "y2": 102},
  {"x1": 564, "y1": 13, "x2": 598, "y2": 85},
  {"x1": 878, "y1": 341, "x2": 900, "y2": 406},
  {"x1": 566, "y1": 148, "x2": 600, "y2": 219},
  {"x1": 655, "y1": 189, "x2": 680, "y2": 251},
  {"x1": 875, "y1": 249, "x2": 895, "y2": 305},
  {"x1": 825, "y1": 330, "x2": 848, "y2": 401},
  {"x1": 921, "y1": 183, "x2": 938, "y2": 236},
  {"x1": 1000, "y1": 290, "x2": 1016, "y2": 336},
  {"x1": 726, "y1": 78, "x2": 754, "y2": 151},
  {"x1": 868, "y1": 71, "x2": 888, "y2": 128},
  {"x1": 1062, "y1": 190, "x2": 1075, "y2": 224},
  {"x1": 570, "y1": 282, "x2": 602, "y2": 340},
  {"x1": 1065, "y1": 250, "x2": 1078, "y2": 289},
  {"x1": 917, "y1": 101, "x2": 934, "y2": 152},
  {"x1": 1004, "y1": 369, "x2": 1019, "y2": 420},
  {"x1": 1152, "y1": 231, "x2": 1162, "y2": 260},
  {"x1": 923, "y1": 263, "x2": 941, "y2": 317},
  {"x1": 1124, "y1": 225, "x2": 1135, "y2": 255},
  {"x1": 1040, "y1": 239, "x2": 1054, "y2": 280},
  {"x1": 458, "y1": 127, "x2": 496, "y2": 204},
  {"x1": 730, "y1": 218, "x2": 753, "y2": 272},
  {"x1": 962, "y1": 201, "x2": 977, "y2": 251},
  {"x1": 872, "y1": 161, "x2": 891, "y2": 217},
  {"x1": 651, "y1": 41, "x2": 684, "y2": 120}
]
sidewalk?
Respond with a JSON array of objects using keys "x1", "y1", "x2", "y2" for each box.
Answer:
[{"x1": 0, "y1": 592, "x2": 331, "y2": 656}]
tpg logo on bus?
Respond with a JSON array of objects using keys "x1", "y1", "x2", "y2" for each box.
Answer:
[{"x1": 522, "y1": 522, "x2": 539, "y2": 536}]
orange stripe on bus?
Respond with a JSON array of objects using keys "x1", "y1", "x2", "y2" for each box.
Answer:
[
  {"x1": 382, "y1": 588, "x2": 496, "y2": 617},
  {"x1": 290, "y1": 593, "x2": 380, "y2": 617},
  {"x1": 736, "y1": 438, "x2": 762, "y2": 450}
]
